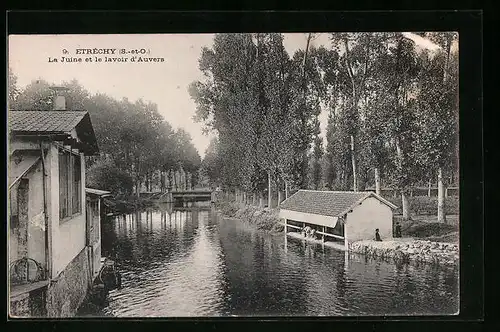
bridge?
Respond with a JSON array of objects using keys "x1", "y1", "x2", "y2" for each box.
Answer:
[{"x1": 140, "y1": 190, "x2": 215, "y2": 203}]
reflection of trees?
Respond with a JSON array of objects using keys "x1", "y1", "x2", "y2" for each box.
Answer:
[
  {"x1": 105, "y1": 210, "x2": 459, "y2": 316},
  {"x1": 101, "y1": 216, "x2": 119, "y2": 258},
  {"x1": 107, "y1": 209, "x2": 199, "y2": 271},
  {"x1": 218, "y1": 223, "x2": 313, "y2": 315}
]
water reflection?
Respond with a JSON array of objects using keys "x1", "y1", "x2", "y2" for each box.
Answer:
[{"x1": 95, "y1": 204, "x2": 459, "y2": 317}]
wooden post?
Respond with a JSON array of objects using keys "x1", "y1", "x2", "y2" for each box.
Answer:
[
  {"x1": 322, "y1": 226, "x2": 325, "y2": 243},
  {"x1": 284, "y1": 229, "x2": 288, "y2": 253},
  {"x1": 344, "y1": 223, "x2": 349, "y2": 251},
  {"x1": 284, "y1": 219, "x2": 287, "y2": 233}
]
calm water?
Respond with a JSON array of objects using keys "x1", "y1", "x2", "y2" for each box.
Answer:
[{"x1": 89, "y1": 203, "x2": 459, "y2": 317}]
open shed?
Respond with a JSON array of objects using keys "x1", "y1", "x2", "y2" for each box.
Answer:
[
  {"x1": 279, "y1": 190, "x2": 398, "y2": 248},
  {"x1": 85, "y1": 188, "x2": 111, "y2": 281}
]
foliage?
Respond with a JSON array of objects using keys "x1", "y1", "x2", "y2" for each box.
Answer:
[
  {"x1": 8, "y1": 67, "x2": 20, "y2": 108},
  {"x1": 190, "y1": 33, "x2": 330, "y2": 196},
  {"x1": 85, "y1": 159, "x2": 134, "y2": 197},
  {"x1": 9, "y1": 76, "x2": 202, "y2": 196}
]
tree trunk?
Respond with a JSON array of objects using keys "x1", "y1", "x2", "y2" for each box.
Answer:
[
  {"x1": 168, "y1": 169, "x2": 173, "y2": 189},
  {"x1": 268, "y1": 171, "x2": 272, "y2": 209},
  {"x1": 278, "y1": 190, "x2": 282, "y2": 208},
  {"x1": 436, "y1": 34, "x2": 452, "y2": 223},
  {"x1": 428, "y1": 177, "x2": 432, "y2": 197},
  {"x1": 437, "y1": 167, "x2": 447, "y2": 223},
  {"x1": 401, "y1": 191, "x2": 411, "y2": 220},
  {"x1": 374, "y1": 167, "x2": 381, "y2": 196},
  {"x1": 350, "y1": 135, "x2": 358, "y2": 192},
  {"x1": 136, "y1": 179, "x2": 141, "y2": 198},
  {"x1": 285, "y1": 181, "x2": 289, "y2": 199},
  {"x1": 395, "y1": 138, "x2": 411, "y2": 219},
  {"x1": 160, "y1": 170, "x2": 165, "y2": 193},
  {"x1": 173, "y1": 170, "x2": 178, "y2": 191}
]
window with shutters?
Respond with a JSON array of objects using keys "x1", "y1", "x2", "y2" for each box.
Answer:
[{"x1": 59, "y1": 149, "x2": 82, "y2": 222}]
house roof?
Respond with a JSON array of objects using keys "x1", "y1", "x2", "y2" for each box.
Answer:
[
  {"x1": 86, "y1": 188, "x2": 112, "y2": 197},
  {"x1": 8, "y1": 110, "x2": 99, "y2": 155},
  {"x1": 280, "y1": 190, "x2": 398, "y2": 218},
  {"x1": 8, "y1": 150, "x2": 42, "y2": 189}
]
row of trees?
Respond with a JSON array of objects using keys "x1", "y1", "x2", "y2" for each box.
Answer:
[
  {"x1": 8, "y1": 75, "x2": 202, "y2": 197},
  {"x1": 191, "y1": 32, "x2": 458, "y2": 222}
]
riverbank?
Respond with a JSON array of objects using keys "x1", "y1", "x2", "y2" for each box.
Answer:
[
  {"x1": 349, "y1": 239, "x2": 459, "y2": 267},
  {"x1": 103, "y1": 196, "x2": 156, "y2": 215},
  {"x1": 217, "y1": 201, "x2": 459, "y2": 268},
  {"x1": 217, "y1": 201, "x2": 284, "y2": 234}
]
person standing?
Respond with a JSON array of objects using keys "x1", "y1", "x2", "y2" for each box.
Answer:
[{"x1": 395, "y1": 222, "x2": 402, "y2": 238}]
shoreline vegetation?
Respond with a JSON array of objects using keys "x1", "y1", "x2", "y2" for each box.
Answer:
[
  {"x1": 102, "y1": 196, "x2": 156, "y2": 216},
  {"x1": 215, "y1": 200, "x2": 459, "y2": 268}
]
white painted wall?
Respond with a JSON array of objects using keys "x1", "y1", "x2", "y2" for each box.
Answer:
[
  {"x1": 345, "y1": 196, "x2": 393, "y2": 242},
  {"x1": 11, "y1": 133, "x2": 91, "y2": 278},
  {"x1": 279, "y1": 209, "x2": 338, "y2": 228},
  {"x1": 47, "y1": 144, "x2": 87, "y2": 277},
  {"x1": 8, "y1": 149, "x2": 45, "y2": 267},
  {"x1": 26, "y1": 160, "x2": 46, "y2": 266}
]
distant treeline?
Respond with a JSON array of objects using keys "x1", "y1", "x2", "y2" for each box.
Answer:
[{"x1": 8, "y1": 73, "x2": 202, "y2": 198}]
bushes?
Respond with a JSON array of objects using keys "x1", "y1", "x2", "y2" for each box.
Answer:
[
  {"x1": 216, "y1": 201, "x2": 283, "y2": 234},
  {"x1": 86, "y1": 159, "x2": 134, "y2": 197},
  {"x1": 386, "y1": 195, "x2": 459, "y2": 215}
]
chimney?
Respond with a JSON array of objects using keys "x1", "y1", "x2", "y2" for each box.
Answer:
[{"x1": 49, "y1": 86, "x2": 69, "y2": 110}]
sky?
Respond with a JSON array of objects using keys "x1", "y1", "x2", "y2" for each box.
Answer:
[{"x1": 8, "y1": 33, "x2": 444, "y2": 158}]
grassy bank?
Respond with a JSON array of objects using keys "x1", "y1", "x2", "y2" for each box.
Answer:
[
  {"x1": 395, "y1": 215, "x2": 459, "y2": 243},
  {"x1": 386, "y1": 195, "x2": 459, "y2": 215},
  {"x1": 216, "y1": 200, "x2": 459, "y2": 267},
  {"x1": 216, "y1": 201, "x2": 284, "y2": 233}
]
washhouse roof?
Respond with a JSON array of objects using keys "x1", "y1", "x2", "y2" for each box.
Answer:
[{"x1": 279, "y1": 190, "x2": 398, "y2": 218}]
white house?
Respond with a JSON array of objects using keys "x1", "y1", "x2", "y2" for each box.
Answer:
[
  {"x1": 8, "y1": 94, "x2": 104, "y2": 317},
  {"x1": 279, "y1": 190, "x2": 398, "y2": 249}
]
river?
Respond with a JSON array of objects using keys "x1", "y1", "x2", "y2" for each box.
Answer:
[{"x1": 80, "y1": 203, "x2": 459, "y2": 317}]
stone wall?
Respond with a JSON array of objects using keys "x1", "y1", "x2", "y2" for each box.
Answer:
[
  {"x1": 46, "y1": 247, "x2": 92, "y2": 317},
  {"x1": 10, "y1": 285, "x2": 49, "y2": 318},
  {"x1": 10, "y1": 293, "x2": 30, "y2": 317},
  {"x1": 349, "y1": 239, "x2": 459, "y2": 267}
]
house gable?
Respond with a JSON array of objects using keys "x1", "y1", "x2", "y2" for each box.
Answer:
[{"x1": 8, "y1": 110, "x2": 99, "y2": 156}]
